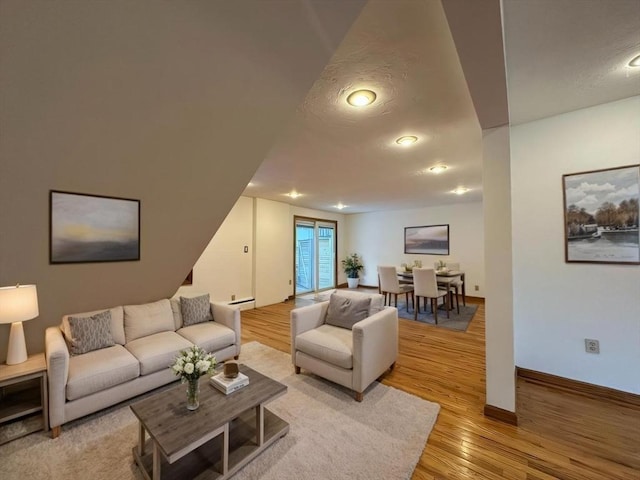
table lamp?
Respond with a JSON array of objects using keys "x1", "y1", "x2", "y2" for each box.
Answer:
[{"x1": 0, "y1": 284, "x2": 39, "y2": 365}]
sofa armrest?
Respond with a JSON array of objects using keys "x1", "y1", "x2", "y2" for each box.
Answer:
[
  {"x1": 211, "y1": 302, "x2": 241, "y2": 357},
  {"x1": 352, "y1": 306, "x2": 398, "y2": 393},
  {"x1": 45, "y1": 326, "x2": 70, "y2": 429},
  {"x1": 290, "y1": 302, "x2": 329, "y2": 362}
]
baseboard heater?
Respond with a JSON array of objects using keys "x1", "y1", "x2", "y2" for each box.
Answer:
[{"x1": 227, "y1": 297, "x2": 255, "y2": 311}]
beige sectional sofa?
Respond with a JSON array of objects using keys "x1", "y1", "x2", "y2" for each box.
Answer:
[{"x1": 45, "y1": 297, "x2": 241, "y2": 437}]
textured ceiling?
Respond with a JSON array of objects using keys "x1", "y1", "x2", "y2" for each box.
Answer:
[
  {"x1": 503, "y1": 0, "x2": 640, "y2": 125},
  {"x1": 247, "y1": 0, "x2": 482, "y2": 214},
  {"x1": 246, "y1": 0, "x2": 640, "y2": 214}
]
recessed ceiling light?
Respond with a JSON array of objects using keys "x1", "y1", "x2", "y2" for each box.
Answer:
[
  {"x1": 629, "y1": 54, "x2": 640, "y2": 67},
  {"x1": 246, "y1": 182, "x2": 254, "y2": 187},
  {"x1": 346, "y1": 89, "x2": 377, "y2": 107},
  {"x1": 452, "y1": 187, "x2": 469, "y2": 195},
  {"x1": 335, "y1": 203, "x2": 347, "y2": 210},
  {"x1": 287, "y1": 191, "x2": 301, "y2": 199},
  {"x1": 428, "y1": 164, "x2": 448, "y2": 174},
  {"x1": 396, "y1": 136, "x2": 418, "y2": 146}
]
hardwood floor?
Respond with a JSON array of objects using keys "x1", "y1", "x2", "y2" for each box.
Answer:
[{"x1": 240, "y1": 297, "x2": 640, "y2": 479}]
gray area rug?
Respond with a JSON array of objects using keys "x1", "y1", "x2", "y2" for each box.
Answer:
[
  {"x1": 395, "y1": 299, "x2": 478, "y2": 331},
  {"x1": 0, "y1": 342, "x2": 440, "y2": 480}
]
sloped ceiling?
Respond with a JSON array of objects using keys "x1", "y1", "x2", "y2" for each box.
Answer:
[{"x1": 0, "y1": 0, "x2": 366, "y2": 359}]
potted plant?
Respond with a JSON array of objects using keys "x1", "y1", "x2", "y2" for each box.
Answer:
[{"x1": 341, "y1": 253, "x2": 364, "y2": 288}]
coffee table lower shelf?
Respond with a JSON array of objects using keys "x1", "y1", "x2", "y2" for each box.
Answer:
[{"x1": 133, "y1": 408, "x2": 288, "y2": 480}]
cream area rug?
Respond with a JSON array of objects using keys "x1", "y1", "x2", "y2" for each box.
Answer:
[{"x1": 0, "y1": 342, "x2": 440, "y2": 480}]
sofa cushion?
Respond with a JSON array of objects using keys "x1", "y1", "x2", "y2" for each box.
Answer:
[
  {"x1": 124, "y1": 299, "x2": 175, "y2": 343},
  {"x1": 125, "y1": 331, "x2": 193, "y2": 376},
  {"x1": 177, "y1": 322, "x2": 235, "y2": 353},
  {"x1": 66, "y1": 345, "x2": 139, "y2": 401},
  {"x1": 170, "y1": 298, "x2": 183, "y2": 330},
  {"x1": 325, "y1": 293, "x2": 371, "y2": 330},
  {"x1": 67, "y1": 310, "x2": 115, "y2": 355},
  {"x1": 180, "y1": 294, "x2": 213, "y2": 327},
  {"x1": 62, "y1": 305, "x2": 126, "y2": 345},
  {"x1": 296, "y1": 324, "x2": 353, "y2": 369}
]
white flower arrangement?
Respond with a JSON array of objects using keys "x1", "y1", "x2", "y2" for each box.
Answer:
[{"x1": 171, "y1": 345, "x2": 216, "y2": 383}]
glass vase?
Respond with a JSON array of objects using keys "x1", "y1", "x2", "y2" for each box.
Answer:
[{"x1": 186, "y1": 378, "x2": 200, "y2": 411}]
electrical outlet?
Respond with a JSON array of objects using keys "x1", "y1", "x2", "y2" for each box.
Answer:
[
  {"x1": 243, "y1": 246, "x2": 248, "y2": 253},
  {"x1": 474, "y1": 285, "x2": 479, "y2": 291},
  {"x1": 231, "y1": 294, "x2": 236, "y2": 301},
  {"x1": 585, "y1": 339, "x2": 599, "y2": 354},
  {"x1": 289, "y1": 280, "x2": 292, "y2": 285}
]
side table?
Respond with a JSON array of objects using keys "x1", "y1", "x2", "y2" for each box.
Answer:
[{"x1": 0, "y1": 353, "x2": 48, "y2": 444}]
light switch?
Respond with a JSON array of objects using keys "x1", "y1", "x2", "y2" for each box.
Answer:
[{"x1": 243, "y1": 246, "x2": 248, "y2": 253}]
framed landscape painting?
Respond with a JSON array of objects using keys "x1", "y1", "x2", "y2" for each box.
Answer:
[
  {"x1": 404, "y1": 224, "x2": 450, "y2": 255},
  {"x1": 563, "y1": 164, "x2": 640, "y2": 264},
  {"x1": 50, "y1": 190, "x2": 140, "y2": 264}
]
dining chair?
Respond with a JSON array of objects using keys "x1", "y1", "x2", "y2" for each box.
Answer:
[
  {"x1": 445, "y1": 262, "x2": 465, "y2": 309},
  {"x1": 377, "y1": 265, "x2": 414, "y2": 311},
  {"x1": 412, "y1": 268, "x2": 449, "y2": 324}
]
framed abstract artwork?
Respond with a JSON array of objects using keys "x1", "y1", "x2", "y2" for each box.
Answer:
[
  {"x1": 50, "y1": 190, "x2": 140, "y2": 264},
  {"x1": 563, "y1": 164, "x2": 639, "y2": 264},
  {"x1": 404, "y1": 224, "x2": 450, "y2": 255}
]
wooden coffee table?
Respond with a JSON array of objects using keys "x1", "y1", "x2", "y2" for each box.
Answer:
[{"x1": 130, "y1": 365, "x2": 288, "y2": 480}]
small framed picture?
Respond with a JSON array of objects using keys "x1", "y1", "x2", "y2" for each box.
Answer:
[
  {"x1": 50, "y1": 190, "x2": 140, "y2": 264},
  {"x1": 563, "y1": 165, "x2": 639, "y2": 264},
  {"x1": 404, "y1": 225, "x2": 450, "y2": 255}
]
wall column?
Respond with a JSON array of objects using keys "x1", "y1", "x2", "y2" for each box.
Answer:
[{"x1": 482, "y1": 125, "x2": 516, "y2": 419}]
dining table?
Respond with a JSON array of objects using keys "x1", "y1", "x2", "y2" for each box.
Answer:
[{"x1": 397, "y1": 269, "x2": 466, "y2": 306}]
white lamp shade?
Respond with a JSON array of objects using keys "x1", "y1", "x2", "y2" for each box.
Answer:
[{"x1": 0, "y1": 285, "x2": 39, "y2": 324}]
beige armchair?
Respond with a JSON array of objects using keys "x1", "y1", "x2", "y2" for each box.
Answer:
[{"x1": 290, "y1": 290, "x2": 398, "y2": 402}]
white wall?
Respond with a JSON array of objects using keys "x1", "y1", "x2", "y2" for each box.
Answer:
[
  {"x1": 483, "y1": 125, "x2": 515, "y2": 412},
  {"x1": 176, "y1": 196, "x2": 254, "y2": 303},
  {"x1": 254, "y1": 198, "x2": 293, "y2": 307},
  {"x1": 181, "y1": 196, "x2": 347, "y2": 308},
  {"x1": 511, "y1": 96, "x2": 640, "y2": 394},
  {"x1": 345, "y1": 202, "x2": 485, "y2": 296}
]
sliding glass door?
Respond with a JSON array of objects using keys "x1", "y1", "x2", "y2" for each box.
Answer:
[{"x1": 295, "y1": 218, "x2": 336, "y2": 295}]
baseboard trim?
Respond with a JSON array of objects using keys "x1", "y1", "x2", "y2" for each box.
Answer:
[
  {"x1": 517, "y1": 367, "x2": 640, "y2": 409},
  {"x1": 483, "y1": 404, "x2": 518, "y2": 425}
]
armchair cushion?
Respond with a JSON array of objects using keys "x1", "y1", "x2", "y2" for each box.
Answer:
[
  {"x1": 296, "y1": 324, "x2": 353, "y2": 369},
  {"x1": 325, "y1": 293, "x2": 371, "y2": 330}
]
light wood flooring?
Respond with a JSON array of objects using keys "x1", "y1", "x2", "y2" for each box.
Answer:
[{"x1": 240, "y1": 297, "x2": 640, "y2": 480}]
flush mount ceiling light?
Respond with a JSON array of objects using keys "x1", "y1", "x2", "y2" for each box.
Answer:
[
  {"x1": 334, "y1": 203, "x2": 347, "y2": 210},
  {"x1": 396, "y1": 135, "x2": 418, "y2": 146},
  {"x1": 346, "y1": 89, "x2": 377, "y2": 107},
  {"x1": 286, "y1": 191, "x2": 301, "y2": 199},
  {"x1": 629, "y1": 54, "x2": 640, "y2": 67},
  {"x1": 428, "y1": 164, "x2": 448, "y2": 174},
  {"x1": 452, "y1": 187, "x2": 469, "y2": 195}
]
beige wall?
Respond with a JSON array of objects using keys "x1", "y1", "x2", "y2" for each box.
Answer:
[{"x1": 0, "y1": 1, "x2": 365, "y2": 361}]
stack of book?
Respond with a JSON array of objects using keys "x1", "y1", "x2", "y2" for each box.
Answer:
[{"x1": 210, "y1": 371, "x2": 249, "y2": 395}]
